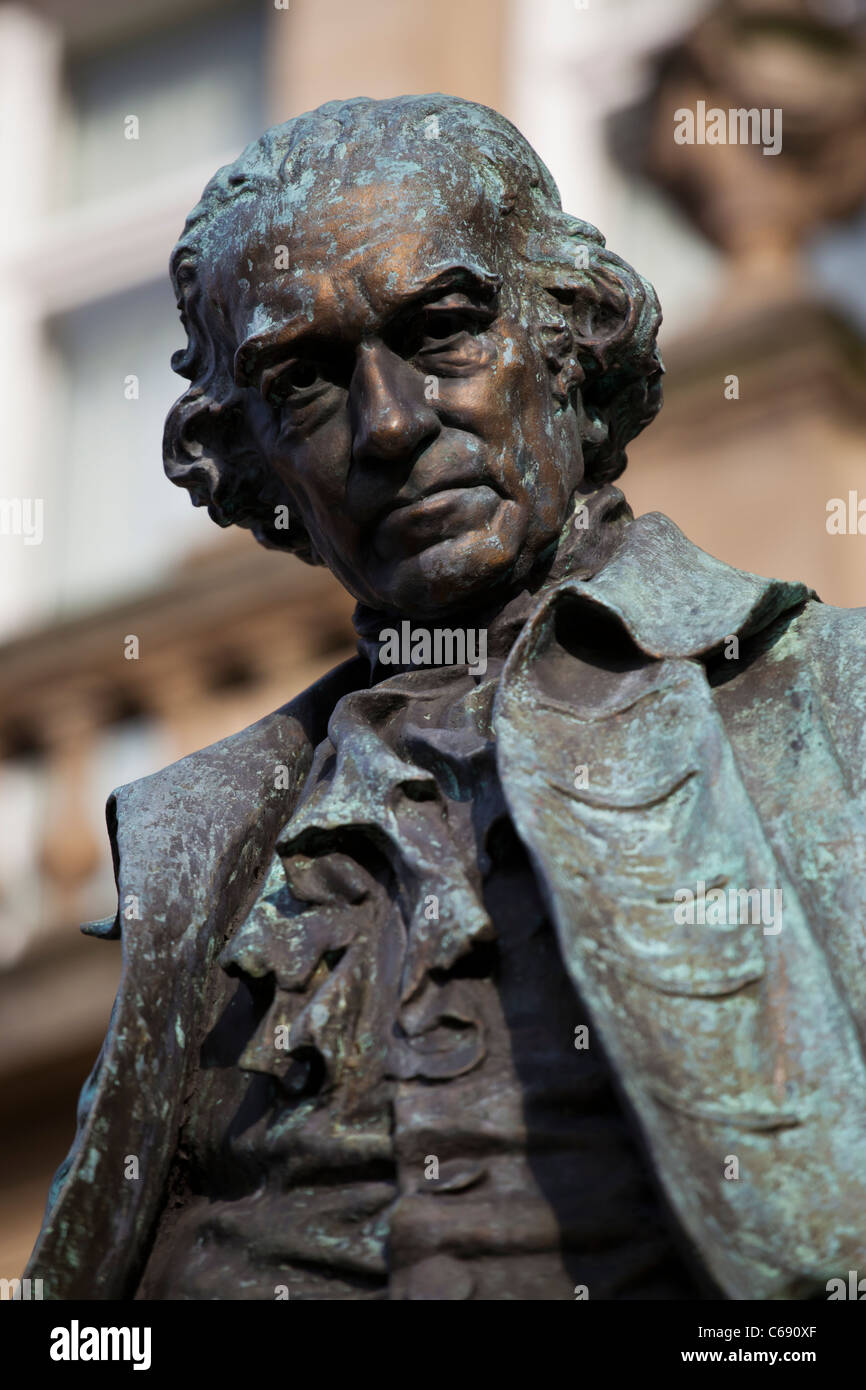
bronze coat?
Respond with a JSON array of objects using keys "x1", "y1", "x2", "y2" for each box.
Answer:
[{"x1": 26, "y1": 513, "x2": 866, "y2": 1299}]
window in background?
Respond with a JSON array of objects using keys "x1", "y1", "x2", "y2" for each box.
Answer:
[
  {"x1": 48, "y1": 277, "x2": 215, "y2": 618},
  {"x1": 0, "y1": 755, "x2": 48, "y2": 968},
  {"x1": 57, "y1": 1, "x2": 267, "y2": 208},
  {"x1": 17, "y1": 0, "x2": 270, "y2": 631},
  {"x1": 809, "y1": 204, "x2": 866, "y2": 335}
]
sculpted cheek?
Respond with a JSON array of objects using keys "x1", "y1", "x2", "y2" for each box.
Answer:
[{"x1": 276, "y1": 417, "x2": 352, "y2": 508}]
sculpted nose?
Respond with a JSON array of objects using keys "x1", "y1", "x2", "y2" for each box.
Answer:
[{"x1": 351, "y1": 341, "x2": 439, "y2": 465}]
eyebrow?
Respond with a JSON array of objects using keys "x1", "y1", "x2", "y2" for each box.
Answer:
[{"x1": 233, "y1": 262, "x2": 502, "y2": 386}]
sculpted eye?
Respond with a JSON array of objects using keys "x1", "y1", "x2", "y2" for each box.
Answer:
[
  {"x1": 420, "y1": 312, "x2": 468, "y2": 343},
  {"x1": 264, "y1": 360, "x2": 325, "y2": 406},
  {"x1": 410, "y1": 307, "x2": 490, "y2": 358}
]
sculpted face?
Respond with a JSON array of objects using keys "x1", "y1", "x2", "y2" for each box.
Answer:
[{"x1": 208, "y1": 155, "x2": 585, "y2": 618}]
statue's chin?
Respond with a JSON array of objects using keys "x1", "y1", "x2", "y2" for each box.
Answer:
[{"x1": 368, "y1": 505, "x2": 538, "y2": 621}]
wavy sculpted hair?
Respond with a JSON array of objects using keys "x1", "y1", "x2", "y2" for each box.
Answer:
[{"x1": 164, "y1": 94, "x2": 663, "y2": 563}]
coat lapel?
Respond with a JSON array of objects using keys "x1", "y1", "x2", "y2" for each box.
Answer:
[{"x1": 495, "y1": 514, "x2": 866, "y2": 1297}]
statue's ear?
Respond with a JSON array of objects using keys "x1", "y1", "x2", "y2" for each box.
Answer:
[
  {"x1": 538, "y1": 275, "x2": 631, "y2": 408},
  {"x1": 163, "y1": 386, "x2": 263, "y2": 529},
  {"x1": 163, "y1": 388, "x2": 230, "y2": 507},
  {"x1": 550, "y1": 273, "x2": 635, "y2": 363},
  {"x1": 163, "y1": 384, "x2": 323, "y2": 563},
  {"x1": 536, "y1": 307, "x2": 584, "y2": 407}
]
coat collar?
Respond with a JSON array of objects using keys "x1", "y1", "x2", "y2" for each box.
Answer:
[{"x1": 571, "y1": 510, "x2": 812, "y2": 660}]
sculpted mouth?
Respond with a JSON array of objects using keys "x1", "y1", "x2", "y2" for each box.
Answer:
[
  {"x1": 370, "y1": 483, "x2": 507, "y2": 562},
  {"x1": 372, "y1": 478, "x2": 505, "y2": 530}
]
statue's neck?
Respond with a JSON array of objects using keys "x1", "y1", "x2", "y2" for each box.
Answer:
[{"x1": 353, "y1": 485, "x2": 633, "y2": 673}]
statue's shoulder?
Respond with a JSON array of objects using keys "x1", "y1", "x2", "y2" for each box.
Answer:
[
  {"x1": 781, "y1": 597, "x2": 866, "y2": 714},
  {"x1": 794, "y1": 595, "x2": 866, "y2": 645},
  {"x1": 558, "y1": 511, "x2": 813, "y2": 660},
  {"x1": 109, "y1": 650, "x2": 364, "y2": 822},
  {"x1": 86, "y1": 653, "x2": 368, "y2": 940},
  {"x1": 611, "y1": 512, "x2": 866, "y2": 672}
]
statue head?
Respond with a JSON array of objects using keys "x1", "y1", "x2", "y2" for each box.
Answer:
[{"x1": 164, "y1": 94, "x2": 662, "y2": 618}]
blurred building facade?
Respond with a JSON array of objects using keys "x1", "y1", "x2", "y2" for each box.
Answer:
[{"x1": 1, "y1": 0, "x2": 864, "y2": 1284}]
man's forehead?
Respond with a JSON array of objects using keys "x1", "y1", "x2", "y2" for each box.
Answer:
[
  {"x1": 253, "y1": 150, "x2": 494, "y2": 251},
  {"x1": 210, "y1": 165, "x2": 502, "y2": 358}
]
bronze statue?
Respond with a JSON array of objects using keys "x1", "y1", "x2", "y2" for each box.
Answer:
[{"x1": 26, "y1": 95, "x2": 866, "y2": 1301}]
